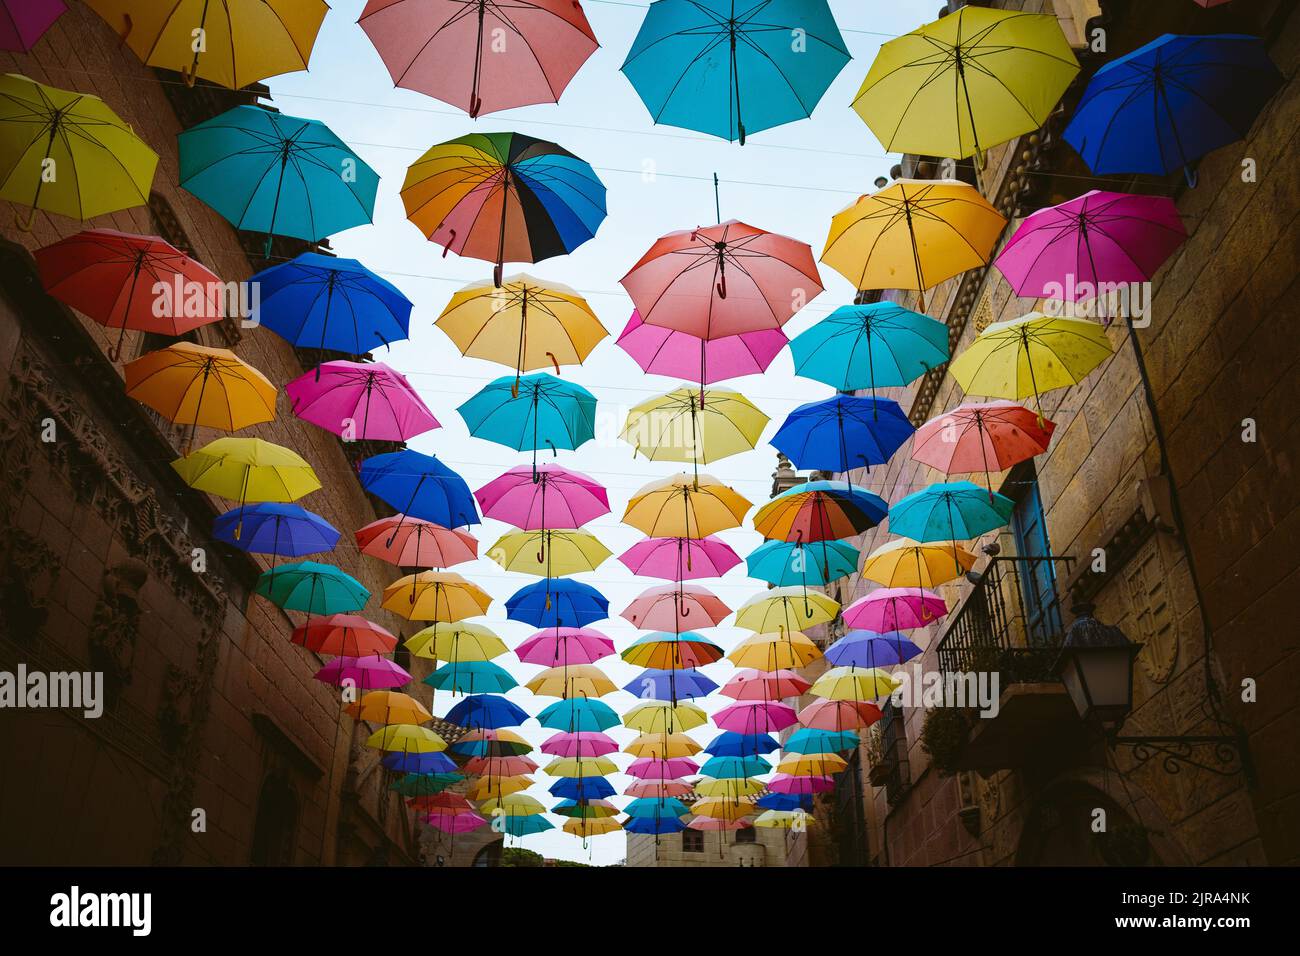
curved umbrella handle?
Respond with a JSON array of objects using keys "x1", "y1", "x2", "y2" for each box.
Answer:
[
  {"x1": 181, "y1": 64, "x2": 198, "y2": 87},
  {"x1": 738, "y1": 122, "x2": 746, "y2": 147},
  {"x1": 547, "y1": 351, "x2": 560, "y2": 375},
  {"x1": 13, "y1": 208, "x2": 35, "y2": 233},
  {"x1": 117, "y1": 13, "x2": 134, "y2": 46},
  {"x1": 716, "y1": 273, "x2": 726, "y2": 299},
  {"x1": 470, "y1": 95, "x2": 483, "y2": 119},
  {"x1": 442, "y1": 230, "x2": 455, "y2": 257}
]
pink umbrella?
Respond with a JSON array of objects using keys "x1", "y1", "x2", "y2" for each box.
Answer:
[
  {"x1": 622, "y1": 584, "x2": 730, "y2": 632},
  {"x1": 421, "y1": 811, "x2": 488, "y2": 833},
  {"x1": 797, "y1": 698, "x2": 883, "y2": 732},
  {"x1": 689, "y1": 817, "x2": 753, "y2": 831},
  {"x1": 313, "y1": 656, "x2": 412, "y2": 691},
  {"x1": 714, "y1": 701, "x2": 798, "y2": 734},
  {"x1": 720, "y1": 669, "x2": 811, "y2": 701},
  {"x1": 287, "y1": 360, "x2": 439, "y2": 441},
  {"x1": 911, "y1": 401, "x2": 1055, "y2": 493},
  {"x1": 626, "y1": 779, "x2": 692, "y2": 799},
  {"x1": 475, "y1": 463, "x2": 609, "y2": 530},
  {"x1": 355, "y1": 516, "x2": 478, "y2": 568},
  {"x1": 0, "y1": 0, "x2": 65, "y2": 52},
  {"x1": 994, "y1": 190, "x2": 1187, "y2": 302},
  {"x1": 767, "y1": 773, "x2": 835, "y2": 795},
  {"x1": 359, "y1": 0, "x2": 598, "y2": 118},
  {"x1": 621, "y1": 220, "x2": 824, "y2": 339},
  {"x1": 618, "y1": 535, "x2": 741, "y2": 581},
  {"x1": 843, "y1": 588, "x2": 948, "y2": 632},
  {"x1": 627, "y1": 757, "x2": 699, "y2": 780},
  {"x1": 516, "y1": 626, "x2": 615, "y2": 666},
  {"x1": 616, "y1": 310, "x2": 788, "y2": 386},
  {"x1": 541, "y1": 731, "x2": 619, "y2": 758}
]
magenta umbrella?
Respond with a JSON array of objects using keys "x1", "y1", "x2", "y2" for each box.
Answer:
[
  {"x1": 287, "y1": 360, "x2": 439, "y2": 441},
  {"x1": 475, "y1": 463, "x2": 609, "y2": 530},
  {"x1": 616, "y1": 310, "x2": 788, "y2": 386},
  {"x1": 843, "y1": 587, "x2": 948, "y2": 632},
  {"x1": 313, "y1": 656, "x2": 412, "y2": 691},
  {"x1": 995, "y1": 190, "x2": 1187, "y2": 302},
  {"x1": 619, "y1": 535, "x2": 741, "y2": 581},
  {"x1": 0, "y1": 0, "x2": 65, "y2": 52},
  {"x1": 767, "y1": 773, "x2": 834, "y2": 795},
  {"x1": 516, "y1": 626, "x2": 615, "y2": 666},
  {"x1": 714, "y1": 701, "x2": 798, "y2": 734},
  {"x1": 622, "y1": 584, "x2": 730, "y2": 632},
  {"x1": 541, "y1": 731, "x2": 619, "y2": 758},
  {"x1": 421, "y1": 810, "x2": 488, "y2": 833},
  {"x1": 627, "y1": 757, "x2": 699, "y2": 780}
]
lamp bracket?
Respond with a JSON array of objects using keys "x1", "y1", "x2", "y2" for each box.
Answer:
[{"x1": 1108, "y1": 732, "x2": 1254, "y2": 786}]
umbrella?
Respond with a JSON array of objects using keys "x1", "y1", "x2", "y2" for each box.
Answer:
[
  {"x1": 810, "y1": 666, "x2": 899, "y2": 702},
  {"x1": 703, "y1": 732, "x2": 780, "y2": 757},
  {"x1": 775, "y1": 753, "x2": 845, "y2": 776},
  {"x1": 452, "y1": 729, "x2": 533, "y2": 758},
  {"x1": 126, "y1": 343, "x2": 276, "y2": 446},
  {"x1": 346, "y1": 691, "x2": 432, "y2": 726},
  {"x1": 624, "y1": 473, "x2": 752, "y2": 536},
  {"x1": 0, "y1": 74, "x2": 156, "y2": 229},
  {"x1": 767, "y1": 773, "x2": 835, "y2": 795},
  {"x1": 384, "y1": 751, "x2": 458, "y2": 774},
  {"x1": 752, "y1": 480, "x2": 887, "y2": 543},
  {"x1": 852, "y1": 5, "x2": 1078, "y2": 161},
  {"x1": 526, "y1": 665, "x2": 617, "y2": 699},
  {"x1": 825, "y1": 631, "x2": 923, "y2": 669},
  {"x1": 469, "y1": 775, "x2": 534, "y2": 800},
  {"x1": 796, "y1": 698, "x2": 882, "y2": 732},
  {"x1": 85, "y1": 0, "x2": 326, "y2": 88},
  {"x1": 355, "y1": 517, "x2": 478, "y2": 569},
  {"x1": 746, "y1": 539, "x2": 859, "y2": 587},
  {"x1": 715, "y1": 701, "x2": 798, "y2": 734},
  {"x1": 624, "y1": 701, "x2": 707, "y2": 734},
  {"x1": 516, "y1": 627, "x2": 615, "y2": 666},
  {"x1": 445, "y1": 694, "x2": 530, "y2": 730},
  {"x1": 784, "y1": 729, "x2": 859, "y2": 755},
  {"x1": 406, "y1": 621, "x2": 506, "y2": 662},
  {"x1": 425, "y1": 660, "x2": 517, "y2": 695},
  {"x1": 359, "y1": 0, "x2": 597, "y2": 117},
  {"x1": 624, "y1": 669, "x2": 719, "y2": 701},
  {"x1": 616, "y1": 311, "x2": 788, "y2": 386},
  {"x1": 458, "y1": 373, "x2": 597, "y2": 475},
  {"x1": 563, "y1": 816, "x2": 623, "y2": 838},
  {"x1": 255, "y1": 561, "x2": 369, "y2": 615},
  {"x1": 621, "y1": 632, "x2": 724, "y2": 670},
  {"x1": 497, "y1": 814, "x2": 556, "y2": 839},
  {"x1": 625, "y1": 779, "x2": 693, "y2": 799},
  {"x1": 619, "y1": 535, "x2": 741, "y2": 581},
  {"x1": 691, "y1": 795, "x2": 758, "y2": 820},
  {"x1": 621, "y1": 0, "x2": 849, "y2": 144},
  {"x1": 359, "y1": 450, "x2": 479, "y2": 529},
  {"x1": 995, "y1": 191, "x2": 1188, "y2": 303},
  {"x1": 412, "y1": 792, "x2": 477, "y2": 812},
  {"x1": 391, "y1": 772, "x2": 463, "y2": 796},
  {"x1": 948, "y1": 312, "x2": 1113, "y2": 415},
  {"x1": 734, "y1": 587, "x2": 838, "y2": 633},
  {"x1": 821, "y1": 179, "x2": 1006, "y2": 309},
  {"x1": 790, "y1": 301, "x2": 949, "y2": 397},
  {"x1": 214, "y1": 503, "x2": 339, "y2": 560},
  {"x1": 314, "y1": 656, "x2": 412, "y2": 692},
  {"x1": 720, "y1": 669, "x2": 811, "y2": 701},
  {"x1": 625, "y1": 796, "x2": 690, "y2": 819},
  {"x1": 381, "y1": 571, "x2": 492, "y2": 622},
  {"x1": 772, "y1": 395, "x2": 913, "y2": 475},
  {"x1": 0, "y1": 0, "x2": 64, "y2": 51},
  {"x1": 726, "y1": 631, "x2": 821, "y2": 670},
  {"x1": 538, "y1": 698, "x2": 620, "y2": 733},
  {"x1": 544, "y1": 732, "x2": 619, "y2": 759},
  {"x1": 252, "y1": 254, "x2": 413, "y2": 356},
  {"x1": 506, "y1": 579, "x2": 609, "y2": 628},
  {"x1": 861, "y1": 538, "x2": 976, "y2": 589},
  {"x1": 622, "y1": 584, "x2": 730, "y2": 632},
  {"x1": 487, "y1": 529, "x2": 611, "y2": 578},
  {"x1": 172, "y1": 438, "x2": 319, "y2": 536},
  {"x1": 911, "y1": 401, "x2": 1056, "y2": 494},
  {"x1": 179, "y1": 107, "x2": 378, "y2": 253},
  {"x1": 756, "y1": 793, "x2": 811, "y2": 811},
  {"x1": 292, "y1": 614, "x2": 397, "y2": 657},
  {"x1": 625, "y1": 733, "x2": 703, "y2": 759},
  {"x1": 620, "y1": 220, "x2": 824, "y2": 341},
  {"x1": 627, "y1": 757, "x2": 698, "y2": 781},
  {"x1": 479, "y1": 792, "x2": 546, "y2": 817},
  {"x1": 436, "y1": 275, "x2": 607, "y2": 386},
  {"x1": 545, "y1": 756, "x2": 618, "y2": 778},
  {"x1": 286, "y1": 360, "x2": 437, "y2": 441},
  {"x1": 888, "y1": 482, "x2": 1015, "y2": 557},
  {"x1": 552, "y1": 799, "x2": 620, "y2": 820},
  {"x1": 1064, "y1": 33, "x2": 1283, "y2": 185},
  {"x1": 401, "y1": 132, "x2": 607, "y2": 285},
  {"x1": 366, "y1": 725, "x2": 447, "y2": 754},
  {"x1": 466, "y1": 754, "x2": 538, "y2": 777},
  {"x1": 424, "y1": 811, "x2": 488, "y2": 834},
  {"x1": 476, "y1": 464, "x2": 609, "y2": 530},
  {"x1": 551, "y1": 776, "x2": 617, "y2": 800},
  {"x1": 842, "y1": 588, "x2": 948, "y2": 631},
  {"x1": 622, "y1": 386, "x2": 768, "y2": 479},
  {"x1": 698, "y1": 754, "x2": 771, "y2": 779},
  {"x1": 754, "y1": 809, "x2": 814, "y2": 828},
  {"x1": 34, "y1": 229, "x2": 221, "y2": 360}
]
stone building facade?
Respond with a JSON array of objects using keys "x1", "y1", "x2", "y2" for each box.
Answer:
[{"x1": 625, "y1": 820, "x2": 795, "y2": 868}]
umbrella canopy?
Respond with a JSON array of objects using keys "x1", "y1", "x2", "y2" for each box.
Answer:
[
  {"x1": 624, "y1": 668, "x2": 719, "y2": 702},
  {"x1": 797, "y1": 698, "x2": 883, "y2": 732},
  {"x1": 753, "y1": 480, "x2": 887, "y2": 543},
  {"x1": 703, "y1": 732, "x2": 780, "y2": 757},
  {"x1": 726, "y1": 631, "x2": 822, "y2": 670},
  {"x1": 469, "y1": 775, "x2": 534, "y2": 801},
  {"x1": 444, "y1": 693, "x2": 530, "y2": 730},
  {"x1": 538, "y1": 698, "x2": 620, "y2": 733},
  {"x1": 624, "y1": 472, "x2": 752, "y2": 538},
  {"x1": 810, "y1": 666, "x2": 899, "y2": 702},
  {"x1": 466, "y1": 754, "x2": 538, "y2": 776},
  {"x1": 292, "y1": 614, "x2": 398, "y2": 657},
  {"x1": 381, "y1": 571, "x2": 492, "y2": 622},
  {"x1": 526, "y1": 664, "x2": 618, "y2": 699},
  {"x1": 621, "y1": 632, "x2": 724, "y2": 670},
  {"x1": 424, "y1": 810, "x2": 488, "y2": 833},
  {"x1": 889, "y1": 482, "x2": 1015, "y2": 545},
  {"x1": 401, "y1": 132, "x2": 607, "y2": 284},
  {"x1": 544, "y1": 755, "x2": 619, "y2": 778},
  {"x1": 314, "y1": 656, "x2": 412, "y2": 692},
  {"x1": 625, "y1": 733, "x2": 703, "y2": 759},
  {"x1": 34, "y1": 230, "x2": 221, "y2": 360},
  {"x1": 690, "y1": 796, "x2": 758, "y2": 821},
  {"x1": 179, "y1": 107, "x2": 378, "y2": 249},
  {"x1": 0, "y1": 74, "x2": 156, "y2": 228},
  {"x1": 772, "y1": 395, "x2": 914, "y2": 474},
  {"x1": 287, "y1": 360, "x2": 437, "y2": 442},
  {"x1": 392, "y1": 772, "x2": 463, "y2": 796},
  {"x1": 346, "y1": 691, "x2": 432, "y2": 726},
  {"x1": 624, "y1": 796, "x2": 689, "y2": 819},
  {"x1": 551, "y1": 776, "x2": 616, "y2": 800},
  {"x1": 458, "y1": 373, "x2": 597, "y2": 473},
  {"x1": 506, "y1": 579, "x2": 609, "y2": 628},
  {"x1": 852, "y1": 5, "x2": 1078, "y2": 160},
  {"x1": 1064, "y1": 33, "x2": 1283, "y2": 181},
  {"x1": 790, "y1": 301, "x2": 949, "y2": 397},
  {"x1": 756, "y1": 792, "x2": 810, "y2": 811},
  {"x1": 252, "y1": 254, "x2": 413, "y2": 355},
  {"x1": 766, "y1": 773, "x2": 835, "y2": 795},
  {"x1": 480, "y1": 793, "x2": 546, "y2": 817},
  {"x1": 475, "y1": 464, "x2": 609, "y2": 530},
  {"x1": 355, "y1": 517, "x2": 478, "y2": 569},
  {"x1": 821, "y1": 179, "x2": 1006, "y2": 305},
  {"x1": 366, "y1": 724, "x2": 447, "y2": 754},
  {"x1": 516, "y1": 627, "x2": 615, "y2": 666},
  {"x1": 617, "y1": 310, "x2": 787, "y2": 386},
  {"x1": 552, "y1": 798, "x2": 620, "y2": 820},
  {"x1": 746, "y1": 539, "x2": 859, "y2": 587},
  {"x1": 627, "y1": 757, "x2": 699, "y2": 780},
  {"x1": 384, "y1": 751, "x2": 458, "y2": 774},
  {"x1": 173, "y1": 438, "x2": 320, "y2": 523},
  {"x1": 359, "y1": 450, "x2": 479, "y2": 528},
  {"x1": 720, "y1": 669, "x2": 811, "y2": 701},
  {"x1": 487, "y1": 529, "x2": 611, "y2": 577},
  {"x1": 775, "y1": 753, "x2": 846, "y2": 776},
  {"x1": 214, "y1": 503, "x2": 338, "y2": 558},
  {"x1": 623, "y1": 701, "x2": 708, "y2": 734},
  {"x1": 784, "y1": 728, "x2": 859, "y2": 755},
  {"x1": 734, "y1": 588, "x2": 839, "y2": 633},
  {"x1": 843, "y1": 587, "x2": 948, "y2": 632},
  {"x1": 126, "y1": 343, "x2": 276, "y2": 439},
  {"x1": 911, "y1": 401, "x2": 1056, "y2": 491},
  {"x1": 754, "y1": 809, "x2": 815, "y2": 828},
  {"x1": 622, "y1": 385, "x2": 769, "y2": 468},
  {"x1": 624, "y1": 814, "x2": 687, "y2": 835},
  {"x1": 425, "y1": 660, "x2": 517, "y2": 695},
  {"x1": 698, "y1": 754, "x2": 772, "y2": 778},
  {"x1": 359, "y1": 0, "x2": 597, "y2": 117},
  {"x1": 85, "y1": 0, "x2": 326, "y2": 88},
  {"x1": 715, "y1": 700, "x2": 799, "y2": 734},
  {"x1": 620, "y1": 535, "x2": 741, "y2": 582},
  {"x1": 406, "y1": 621, "x2": 506, "y2": 662},
  {"x1": 543, "y1": 732, "x2": 619, "y2": 759},
  {"x1": 255, "y1": 561, "x2": 369, "y2": 615},
  {"x1": 625, "y1": 779, "x2": 693, "y2": 799},
  {"x1": 621, "y1": 584, "x2": 730, "y2": 632},
  {"x1": 621, "y1": 0, "x2": 849, "y2": 144},
  {"x1": 826, "y1": 631, "x2": 923, "y2": 669},
  {"x1": 0, "y1": 0, "x2": 64, "y2": 52},
  {"x1": 861, "y1": 538, "x2": 975, "y2": 589},
  {"x1": 452, "y1": 729, "x2": 533, "y2": 758},
  {"x1": 563, "y1": 816, "x2": 623, "y2": 837}
]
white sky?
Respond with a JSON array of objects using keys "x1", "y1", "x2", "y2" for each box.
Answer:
[{"x1": 266, "y1": 0, "x2": 935, "y2": 864}]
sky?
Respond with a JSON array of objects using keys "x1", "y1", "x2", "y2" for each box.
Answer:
[{"x1": 266, "y1": 0, "x2": 936, "y2": 864}]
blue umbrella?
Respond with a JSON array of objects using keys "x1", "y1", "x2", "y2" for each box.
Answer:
[
  {"x1": 624, "y1": 815, "x2": 687, "y2": 835},
  {"x1": 424, "y1": 660, "x2": 518, "y2": 695},
  {"x1": 826, "y1": 631, "x2": 922, "y2": 669},
  {"x1": 507, "y1": 579, "x2": 608, "y2": 628},
  {"x1": 252, "y1": 253, "x2": 412, "y2": 356},
  {"x1": 538, "y1": 697, "x2": 620, "y2": 733},
  {"x1": 214, "y1": 503, "x2": 339, "y2": 557},
  {"x1": 756, "y1": 792, "x2": 812, "y2": 811},
  {"x1": 550, "y1": 776, "x2": 617, "y2": 800},
  {"x1": 382, "y1": 751, "x2": 459, "y2": 774},
  {"x1": 746, "y1": 538, "x2": 859, "y2": 587},
  {"x1": 443, "y1": 693, "x2": 529, "y2": 730},
  {"x1": 623, "y1": 668, "x2": 719, "y2": 701},
  {"x1": 784, "y1": 728, "x2": 859, "y2": 755},
  {"x1": 790, "y1": 302, "x2": 949, "y2": 396},
  {"x1": 622, "y1": 0, "x2": 850, "y2": 145},
  {"x1": 359, "y1": 450, "x2": 479, "y2": 530},
  {"x1": 458, "y1": 372, "x2": 597, "y2": 476},
  {"x1": 772, "y1": 395, "x2": 914, "y2": 475},
  {"x1": 1064, "y1": 33, "x2": 1283, "y2": 185},
  {"x1": 699, "y1": 754, "x2": 771, "y2": 779},
  {"x1": 178, "y1": 106, "x2": 379, "y2": 253},
  {"x1": 703, "y1": 732, "x2": 780, "y2": 757}
]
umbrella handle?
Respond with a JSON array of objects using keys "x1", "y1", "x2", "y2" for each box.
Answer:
[
  {"x1": 13, "y1": 208, "x2": 35, "y2": 233},
  {"x1": 442, "y1": 230, "x2": 455, "y2": 257},
  {"x1": 493, "y1": 263, "x2": 503, "y2": 288},
  {"x1": 547, "y1": 351, "x2": 560, "y2": 375},
  {"x1": 117, "y1": 13, "x2": 133, "y2": 46},
  {"x1": 470, "y1": 95, "x2": 482, "y2": 119},
  {"x1": 181, "y1": 64, "x2": 198, "y2": 87},
  {"x1": 716, "y1": 274, "x2": 726, "y2": 299},
  {"x1": 738, "y1": 122, "x2": 746, "y2": 147}
]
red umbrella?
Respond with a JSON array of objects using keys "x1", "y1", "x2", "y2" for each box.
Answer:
[
  {"x1": 355, "y1": 515, "x2": 478, "y2": 568},
  {"x1": 621, "y1": 584, "x2": 730, "y2": 632},
  {"x1": 291, "y1": 614, "x2": 398, "y2": 656},
  {"x1": 359, "y1": 0, "x2": 598, "y2": 118},
  {"x1": 34, "y1": 229, "x2": 224, "y2": 361},
  {"x1": 911, "y1": 401, "x2": 1055, "y2": 494},
  {"x1": 720, "y1": 669, "x2": 811, "y2": 701}
]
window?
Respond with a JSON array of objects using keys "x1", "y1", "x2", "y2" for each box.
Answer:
[
  {"x1": 681, "y1": 829, "x2": 704, "y2": 853},
  {"x1": 250, "y1": 772, "x2": 298, "y2": 866},
  {"x1": 1007, "y1": 463, "x2": 1062, "y2": 645},
  {"x1": 734, "y1": 827, "x2": 756, "y2": 844}
]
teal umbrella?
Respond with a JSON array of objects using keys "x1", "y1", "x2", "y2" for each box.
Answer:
[
  {"x1": 538, "y1": 697, "x2": 620, "y2": 733},
  {"x1": 457, "y1": 372, "x2": 597, "y2": 477},
  {"x1": 746, "y1": 539, "x2": 859, "y2": 587},
  {"x1": 624, "y1": 796, "x2": 689, "y2": 818},
  {"x1": 389, "y1": 772, "x2": 464, "y2": 796},
  {"x1": 254, "y1": 560, "x2": 369, "y2": 615},
  {"x1": 784, "y1": 728, "x2": 859, "y2": 755},
  {"x1": 424, "y1": 660, "x2": 518, "y2": 695},
  {"x1": 790, "y1": 302, "x2": 949, "y2": 399},
  {"x1": 887, "y1": 481, "x2": 1015, "y2": 575},
  {"x1": 699, "y1": 754, "x2": 771, "y2": 779},
  {"x1": 498, "y1": 814, "x2": 555, "y2": 838}
]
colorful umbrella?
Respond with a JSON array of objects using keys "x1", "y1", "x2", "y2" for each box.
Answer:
[
  {"x1": 772, "y1": 395, "x2": 913, "y2": 475},
  {"x1": 355, "y1": 517, "x2": 478, "y2": 569},
  {"x1": 315, "y1": 656, "x2": 412, "y2": 692},
  {"x1": 784, "y1": 729, "x2": 859, "y2": 755},
  {"x1": 703, "y1": 732, "x2": 780, "y2": 757},
  {"x1": 754, "y1": 809, "x2": 814, "y2": 828},
  {"x1": 745, "y1": 539, "x2": 859, "y2": 587},
  {"x1": 0, "y1": 0, "x2": 65, "y2": 52},
  {"x1": 842, "y1": 587, "x2": 948, "y2": 631},
  {"x1": 292, "y1": 614, "x2": 398, "y2": 657},
  {"x1": 126, "y1": 343, "x2": 276, "y2": 443},
  {"x1": 767, "y1": 773, "x2": 835, "y2": 795},
  {"x1": 552, "y1": 798, "x2": 620, "y2": 820},
  {"x1": 172, "y1": 438, "x2": 320, "y2": 529},
  {"x1": 425, "y1": 660, "x2": 517, "y2": 695},
  {"x1": 406, "y1": 621, "x2": 507, "y2": 662},
  {"x1": 384, "y1": 751, "x2": 458, "y2": 774},
  {"x1": 621, "y1": 632, "x2": 724, "y2": 670},
  {"x1": 445, "y1": 693, "x2": 530, "y2": 730},
  {"x1": 911, "y1": 401, "x2": 1055, "y2": 494},
  {"x1": 861, "y1": 538, "x2": 975, "y2": 589},
  {"x1": 825, "y1": 631, "x2": 922, "y2": 669},
  {"x1": 622, "y1": 584, "x2": 730, "y2": 632},
  {"x1": 392, "y1": 772, "x2": 463, "y2": 795},
  {"x1": 544, "y1": 755, "x2": 618, "y2": 778},
  {"x1": 453, "y1": 729, "x2": 533, "y2": 758},
  {"x1": 346, "y1": 691, "x2": 432, "y2": 726},
  {"x1": 214, "y1": 503, "x2": 339, "y2": 559},
  {"x1": 458, "y1": 372, "x2": 597, "y2": 474},
  {"x1": 381, "y1": 571, "x2": 492, "y2": 622},
  {"x1": 466, "y1": 754, "x2": 539, "y2": 778},
  {"x1": 487, "y1": 529, "x2": 611, "y2": 578},
  {"x1": 619, "y1": 535, "x2": 741, "y2": 581},
  {"x1": 752, "y1": 480, "x2": 887, "y2": 543},
  {"x1": 506, "y1": 579, "x2": 608, "y2": 628},
  {"x1": 538, "y1": 697, "x2": 620, "y2": 733},
  {"x1": 622, "y1": 386, "x2": 768, "y2": 477},
  {"x1": 810, "y1": 666, "x2": 899, "y2": 702},
  {"x1": 401, "y1": 132, "x2": 607, "y2": 285},
  {"x1": 359, "y1": 450, "x2": 479, "y2": 529},
  {"x1": 625, "y1": 779, "x2": 692, "y2": 799},
  {"x1": 720, "y1": 669, "x2": 810, "y2": 701},
  {"x1": 544, "y1": 732, "x2": 619, "y2": 759},
  {"x1": 624, "y1": 701, "x2": 707, "y2": 734},
  {"x1": 476, "y1": 464, "x2": 610, "y2": 531},
  {"x1": 796, "y1": 698, "x2": 882, "y2": 732},
  {"x1": 627, "y1": 757, "x2": 698, "y2": 780},
  {"x1": 255, "y1": 561, "x2": 369, "y2": 615},
  {"x1": 776, "y1": 753, "x2": 843, "y2": 776},
  {"x1": 734, "y1": 588, "x2": 838, "y2": 633},
  {"x1": 526, "y1": 664, "x2": 617, "y2": 699},
  {"x1": 563, "y1": 816, "x2": 623, "y2": 838},
  {"x1": 621, "y1": 0, "x2": 849, "y2": 144},
  {"x1": 516, "y1": 627, "x2": 615, "y2": 666},
  {"x1": 366, "y1": 724, "x2": 447, "y2": 754},
  {"x1": 617, "y1": 311, "x2": 788, "y2": 386},
  {"x1": 624, "y1": 473, "x2": 752, "y2": 536},
  {"x1": 714, "y1": 701, "x2": 798, "y2": 734},
  {"x1": 424, "y1": 810, "x2": 488, "y2": 834},
  {"x1": 726, "y1": 631, "x2": 821, "y2": 670},
  {"x1": 624, "y1": 669, "x2": 719, "y2": 702},
  {"x1": 889, "y1": 481, "x2": 1015, "y2": 550},
  {"x1": 286, "y1": 360, "x2": 437, "y2": 441}
]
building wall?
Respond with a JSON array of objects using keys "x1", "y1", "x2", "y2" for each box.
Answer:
[{"x1": 626, "y1": 827, "x2": 793, "y2": 867}]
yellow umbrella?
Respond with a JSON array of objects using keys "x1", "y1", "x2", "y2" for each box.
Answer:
[
  {"x1": 345, "y1": 691, "x2": 431, "y2": 726},
  {"x1": 733, "y1": 587, "x2": 840, "y2": 634},
  {"x1": 693, "y1": 777, "x2": 765, "y2": 798},
  {"x1": 948, "y1": 312, "x2": 1114, "y2": 415},
  {"x1": 479, "y1": 792, "x2": 546, "y2": 816},
  {"x1": 525, "y1": 665, "x2": 617, "y2": 699},
  {"x1": 0, "y1": 74, "x2": 158, "y2": 229},
  {"x1": 623, "y1": 701, "x2": 707, "y2": 734},
  {"x1": 381, "y1": 571, "x2": 492, "y2": 622},
  {"x1": 171, "y1": 438, "x2": 320, "y2": 531},
  {"x1": 821, "y1": 179, "x2": 1005, "y2": 309},
  {"x1": 436, "y1": 274, "x2": 607, "y2": 384},
  {"x1": 852, "y1": 5, "x2": 1079, "y2": 162},
  {"x1": 543, "y1": 756, "x2": 619, "y2": 778},
  {"x1": 126, "y1": 343, "x2": 276, "y2": 446},
  {"x1": 405, "y1": 621, "x2": 506, "y2": 662},
  {"x1": 564, "y1": 817, "x2": 622, "y2": 837},
  {"x1": 625, "y1": 733, "x2": 702, "y2": 759},
  {"x1": 726, "y1": 631, "x2": 822, "y2": 670},
  {"x1": 691, "y1": 796, "x2": 757, "y2": 820},
  {"x1": 487, "y1": 529, "x2": 611, "y2": 578},
  {"x1": 364, "y1": 724, "x2": 447, "y2": 753},
  {"x1": 861, "y1": 537, "x2": 975, "y2": 588},
  {"x1": 85, "y1": 0, "x2": 327, "y2": 89},
  {"x1": 775, "y1": 753, "x2": 849, "y2": 777},
  {"x1": 466, "y1": 774, "x2": 532, "y2": 801},
  {"x1": 810, "y1": 666, "x2": 900, "y2": 703},
  {"x1": 622, "y1": 385, "x2": 769, "y2": 469},
  {"x1": 754, "y1": 809, "x2": 814, "y2": 829},
  {"x1": 623, "y1": 472, "x2": 751, "y2": 538}
]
